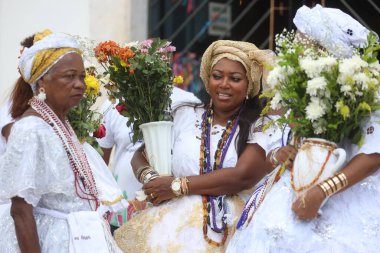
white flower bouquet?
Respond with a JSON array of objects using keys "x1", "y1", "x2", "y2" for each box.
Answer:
[{"x1": 263, "y1": 30, "x2": 380, "y2": 145}]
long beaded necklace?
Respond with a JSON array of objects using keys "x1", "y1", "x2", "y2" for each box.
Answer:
[
  {"x1": 199, "y1": 104, "x2": 243, "y2": 247},
  {"x1": 30, "y1": 97, "x2": 99, "y2": 209}
]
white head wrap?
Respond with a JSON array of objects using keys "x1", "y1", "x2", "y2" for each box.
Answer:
[
  {"x1": 18, "y1": 31, "x2": 81, "y2": 91},
  {"x1": 293, "y1": 4, "x2": 371, "y2": 58}
]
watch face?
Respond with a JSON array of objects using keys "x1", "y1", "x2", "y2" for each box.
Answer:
[{"x1": 172, "y1": 181, "x2": 181, "y2": 191}]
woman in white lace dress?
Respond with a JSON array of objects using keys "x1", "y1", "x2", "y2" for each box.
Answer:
[
  {"x1": 98, "y1": 87, "x2": 202, "y2": 230},
  {"x1": 0, "y1": 30, "x2": 125, "y2": 253},
  {"x1": 114, "y1": 40, "x2": 278, "y2": 252},
  {"x1": 226, "y1": 5, "x2": 380, "y2": 253}
]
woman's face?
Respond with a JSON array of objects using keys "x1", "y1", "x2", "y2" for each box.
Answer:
[
  {"x1": 38, "y1": 53, "x2": 86, "y2": 114},
  {"x1": 208, "y1": 58, "x2": 248, "y2": 113}
]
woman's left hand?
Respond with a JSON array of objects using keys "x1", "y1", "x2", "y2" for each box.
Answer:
[
  {"x1": 143, "y1": 176, "x2": 176, "y2": 206},
  {"x1": 291, "y1": 185, "x2": 326, "y2": 220}
]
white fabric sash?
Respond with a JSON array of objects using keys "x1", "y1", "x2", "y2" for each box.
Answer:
[{"x1": 34, "y1": 207, "x2": 122, "y2": 253}]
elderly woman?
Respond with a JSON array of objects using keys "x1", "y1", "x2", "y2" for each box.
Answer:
[
  {"x1": 226, "y1": 5, "x2": 380, "y2": 253},
  {"x1": 0, "y1": 30, "x2": 125, "y2": 253},
  {"x1": 114, "y1": 40, "x2": 278, "y2": 252}
]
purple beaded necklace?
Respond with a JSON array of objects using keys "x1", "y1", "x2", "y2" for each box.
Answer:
[{"x1": 200, "y1": 104, "x2": 243, "y2": 233}]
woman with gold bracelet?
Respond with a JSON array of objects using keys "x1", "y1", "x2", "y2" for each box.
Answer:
[
  {"x1": 114, "y1": 40, "x2": 279, "y2": 252},
  {"x1": 227, "y1": 5, "x2": 380, "y2": 253}
]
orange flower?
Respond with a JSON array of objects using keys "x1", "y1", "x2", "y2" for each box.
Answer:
[
  {"x1": 118, "y1": 47, "x2": 135, "y2": 63},
  {"x1": 129, "y1": 69, "x2": 135, "y2": 75},
  {"x1": 94, "y1": 41, "x2": 121, "y2": 62}
]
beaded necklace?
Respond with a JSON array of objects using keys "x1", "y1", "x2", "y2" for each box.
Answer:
[
  {"x1": 236, "y1": 122, "x2": 292, "y2": 229},
  {"x1": 199, "y1": 105, "x2": 242, "y2": 247},
  {"x1": 30, "y1": 97, "x2": 99, "y2": 209}
]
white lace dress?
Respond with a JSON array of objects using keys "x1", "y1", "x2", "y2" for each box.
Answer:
[
  {"x1": 97, "y1": 87, "x2": 201, "y2": 227},
  {"x1": 114, "y1": 106, "x2": 280, "y2": 253},
  {"x1": 0, "y1": 116, "x2": 106, "y2": 253},
  {"x1": 226, "y1": 111, "x2": 380, "y2": 253}
]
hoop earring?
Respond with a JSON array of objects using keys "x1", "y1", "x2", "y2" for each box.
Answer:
[{"x1": 37, "y1": 87, "x2": 46, "y2": 101}]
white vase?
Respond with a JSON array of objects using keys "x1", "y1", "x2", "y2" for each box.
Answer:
[
  {"x1": 139, "y1": 121, "x2": 173, "y2": 176},
  {"x1": 292, "y1": 138, "x2": 346, "y2": 193}
]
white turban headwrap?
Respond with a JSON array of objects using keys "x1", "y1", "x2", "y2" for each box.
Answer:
[
  {"x1": 293, "y1": 4, "x2": 371, "y2": 58},
  {"x1": 18, "y1": 29, "x2": 81, "y2": 91},
  {"x1": 200, "y1": 40, "x2": 275, "y2": 98}
]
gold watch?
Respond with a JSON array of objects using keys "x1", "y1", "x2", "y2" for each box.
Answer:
[{"x1": 171, "y1": 177, "x2": 182, "y2": 196}]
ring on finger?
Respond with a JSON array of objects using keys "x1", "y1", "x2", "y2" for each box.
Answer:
[{"x1": 150, "y1": 193, "x2": 155, "y2": 199}]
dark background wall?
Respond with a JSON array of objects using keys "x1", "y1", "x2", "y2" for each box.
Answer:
[{"x1": 149, "y1": 0, "x2": 380, "y2": 54}]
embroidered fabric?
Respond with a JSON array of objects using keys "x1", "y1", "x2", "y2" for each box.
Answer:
[
  {"x1": 226, "y1": 110, "x2": 380, "y2": 253},
  {"x1": 247, "y1": 115, "x2": 283, "y2": 155},
  {"x1": 0, "y1": 115, "x2": 126, "y2": 252},
  {"x1": 114, "y1": 106, "x2": 257, "y2": 252},
  {"x1": 0, "y1": 116, "x2": 91, "y2": 252},
  {"x1": 293, "y1": 4, "x2": 370, "y2": 58}
]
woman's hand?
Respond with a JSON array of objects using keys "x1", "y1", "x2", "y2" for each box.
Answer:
[
  {"x1": 143, "y1": 176, "x2": 177, "y2": 206},
  {"x1": 275, "y1": 145, "x2": 298, "y2": 170},
  {"x1": 291, "y1": 185, "x2": 326, "y2": 220}
]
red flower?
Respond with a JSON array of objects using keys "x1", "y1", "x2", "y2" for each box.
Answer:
[
  {"x1": 93, "y1": 124, "x2": 106, "y2": 138},
  {"x1": 115, "y1": 104, "x2": 126, "y2": 114}
]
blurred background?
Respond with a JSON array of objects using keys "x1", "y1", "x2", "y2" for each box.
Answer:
[{"x1": 0, "y1": 0, "x2": 379, "y2": 105}]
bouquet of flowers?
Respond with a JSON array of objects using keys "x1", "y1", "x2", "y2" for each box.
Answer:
[
  {"x1": 94, "y1": 38, "x2": 182, "y2": 143},
  {"x1": 68, "y1": 67, "x2": 105, "y2": 153},
  {"x1": 263, "y1": 30, "x2": 380, "y2": 145}
]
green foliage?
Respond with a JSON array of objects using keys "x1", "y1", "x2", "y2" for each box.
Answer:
[{"x1": 95, "y1": 38, "x2": 174, "y2": 143}]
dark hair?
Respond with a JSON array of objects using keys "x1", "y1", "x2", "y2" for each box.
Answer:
[
  {"x1": 10, "y1": 34, "x2": 35, "y2": 119},
  {"x1": 236, "y1": 96, "x2": 264, "y2": 156},
  {"x1": 197, "y1": 88, "x2": 264, "y2": 156},
  {"x1": 10, "y1": 78, "x2": 33, "y2": 118}
]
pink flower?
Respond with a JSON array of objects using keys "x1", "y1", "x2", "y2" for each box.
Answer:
[
  {"x1": 165, "y1": 46, "x2": 176, "y2": 52},
  {"x1": 115, "y1": 103, "x2": 126, "y2": 114},
  {"x1": 161, "y1": 55, "x2": 168, "y2": 61},
  {"x1": 140, "y1": 39, "x2": 153, "y2": 48},
  {"x1": 140, "y1": 48, "x2": 149, "y2": 54},
  {"x1": 93, "y1": 124, "x2": 106, "y2": 138},
  {"x1": 157, "y1": 47, "x2": 165, "y2": 53}
]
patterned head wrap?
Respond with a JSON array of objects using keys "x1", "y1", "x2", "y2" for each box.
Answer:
[
  {"x1": 293, "y1": 4, "x2": 370, "y2": 58},
  {"x1": 18, "y1": 29, "x2": 82, "y2": 91},
  {"x1": 200, "y1": 40, "x2": 275, "y2": 98}
]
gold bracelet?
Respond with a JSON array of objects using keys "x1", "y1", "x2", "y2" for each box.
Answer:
[
  {"x1": 269, "y1": 147, "x2": 280, "y2": 167},
  {"x1": 319, "y1": 172, "x2": 349, "y2": 197},
  {"x1": 318, "y1": 182, "x2": 330, "y2": 197},
  {"x1": 337, "y1": 172, "x2": 348, "y2": 187},
  {"x1": 321, "y1": 181, "x2": 333, "y2": 196},
  {"x1": 326, "y1": 179, "x2": 337, "y2": 192},
  {"x1": 331, "y1": 176, "x2": 343, "y2": 189},
  {"x1": 181, "y1": 177, "x2": 190, "y2": 195}
]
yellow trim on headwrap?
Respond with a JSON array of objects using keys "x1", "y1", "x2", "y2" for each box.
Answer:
[
  {"x1": 29, "y1": 48, "x2": 81, "y2": 84},
  {"x1": 33, "y1": 29, "x2": 53, "y2": 43}
]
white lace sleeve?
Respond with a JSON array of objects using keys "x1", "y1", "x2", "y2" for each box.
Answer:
[
  {"x1": 0, "y1": 117, "x2": 74, "y2": 206},
  {"x1": 247, "y1": 116, "x2": 283, "y2": 155}
]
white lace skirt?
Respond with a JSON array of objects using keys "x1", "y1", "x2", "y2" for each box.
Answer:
[{"x1": 226, "y1": 170, "x2": 380, "y2": 253}]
